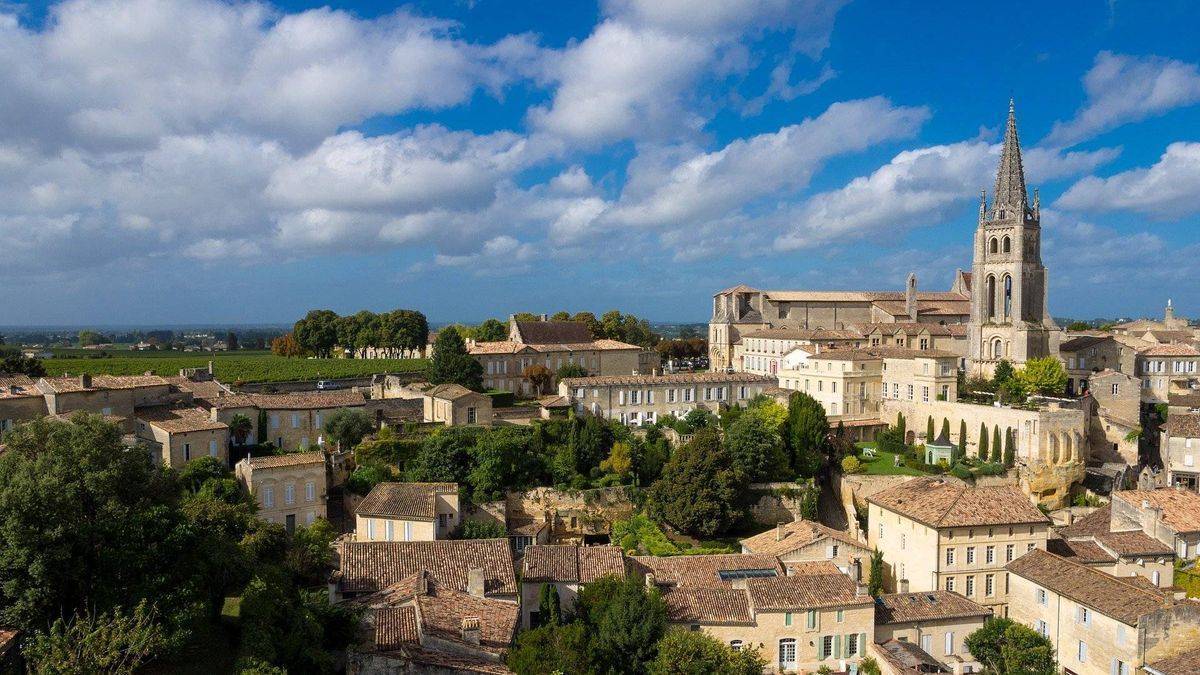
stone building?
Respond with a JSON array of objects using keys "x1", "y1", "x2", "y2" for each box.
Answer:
[
  {"x1": 1007, "y1": 549, "x2": 1200, "y2": 675},
  {"x1": 1086, "y1": 369, "x2": 1142, "y2": 466},
  {"x1": 558, "y1": 371, "x2": 775, "y2": 426},
  {"x1": 1162, "y1": 413, "x2": 1200, "y2": 492},
  {"x1": 1059, "y1": 335, "x2": 1141, "y2": 397},
  {"x1": 1112, "y1": 299, "x2": 1193, "y2": 336},
  {"x1": 738, "y1": 328, "x2": 865, "y2": 376},
  {"x1": 519, "y1": 544, "x2": 627, "y2": 628},
  {"x1": 0, "y1": 375, "x2": 49, "y2": 433},
  {"x1": 872, "y1": 590, "x2": 991, "y2": 669},
  {"x1": 354, "y1": 482, "x2": 460, "y2": 542},
  {"x1": 210, "y1": 390, "x2": 367, "y2": 451},
  {"x1": 967, "y1": 101, "x2": 1058, "y2": 376},
  {"x1": 134, "y1": 405, "x2": 230, "y2": 467},
  {"x1": 1136, "y1": 344, "x2": 1200, "y2": 404},
  {"x1": 1048, "y1": 505, "x2": 1175, "y2": 588},
  {"x1": 739, "y1": 520, "x2": 872, "y2": 576},
  {"x1": 1110, "y1": 488, "x2": 1200, "y2": 560},
  {"x1": 235, "y1": 450, "x2": 327, "y2": 531},
  {"x1": 421, "y1": 384, "x2": 492, "y2": 427},
  {"x1": 866, "y1": 477, "x2": 1050, "y2": 615}
]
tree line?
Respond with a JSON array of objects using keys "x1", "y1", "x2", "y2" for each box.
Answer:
[
  {"x1": 456, "y1": 310, "x2": 661, "y2": 349},
  {"x1": 278, "y1": 309, "x2": 429, "y2": 358}
]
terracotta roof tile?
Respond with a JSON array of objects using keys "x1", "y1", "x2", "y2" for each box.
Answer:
[
  {"x1": 245, "y1": 450, "x2": 325, "y2": 469},
  {"x1": 561, "y1": 372, "x2": 775, "y2": 387},
  {"x1": 375, "y1": 606, "x2": 420, "y2": 650},
  {"x1": 632, "y1": 554, "x2": 783, "y2": 589},
  {"x1": 522, "y1": 545, "x2": 626, "y2": 583},
  {"x1": 357, "y1": 482, "x2": 458, "y2": 520},
  {"x1": 1113, "y1": 489, "x2": 1200, "y2": 534},
  {"x1": 337, "y1": 540, "x2": 517, "y2": 596},
  {"x1": 38, "y1": 374, "x2": 169, "y2": 393},
  {"x1": 745, "y1": 572, "x2": 872, "y2": 611},
  {"x1": 1047, "y1": 537, "x2": 1116, "y2": 564},
  {"x1": 1145, "y1": 647, "x2": 1200, "y2": 675},
  {"x1": 1006, "y1": 549, "x2": 1169, "y2": 625},
  {"x1": 135, "y1": 405, "x2": 227, "y2": 433},
  {"x1": 1096, "y1": 530, "x2": 1174, "y2": 557},
  {"x1": 661, "y1": 588, "x2": 754, "y2": 624},
  {"x1": 874, "y1": 590, "x2": 992, "y2": 625},
  {"x1": 1057, "y1": 506, "x2": 1113, "y2": 538},
  {"x1": 867, "y1": 477, "x2": 1049, "y2": 529},
  {"x1": 1165, "y1": 413, "x2": 1200, "y2": 438},
  {"x1": 739, "y1": 328, "x2": 864, "y2": 341},
  {"x1": 513, "y1": 321, "x2": 592, "y2": 345},
  {"x1": 0, "y1": 375, "x2": 38, "y2": 399},
  {"x1": 739, "y1": 520, "x2": 868, "y2": 557},
  {"x1": 248, "y1": 390, "x2": 366, "y2": 410},
  {"x1": 1141, "y1": 344, "x2": 1200, "y2": 356}
]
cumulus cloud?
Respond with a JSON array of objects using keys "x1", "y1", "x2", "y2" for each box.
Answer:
[
  {"x1": 1044, "y1": 52, "x2": 1200, "y2": 147},
  {"x1": 1055, "y1": 142, "x2": 1200, "y2": 218}
]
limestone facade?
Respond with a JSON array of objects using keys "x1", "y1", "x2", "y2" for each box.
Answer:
[
  {"x1": 558, "y1": 372, "x2": 775, "y2": 426},
  {"x1": 235, "y1": 451, "x2": 328, "y2": 531}
]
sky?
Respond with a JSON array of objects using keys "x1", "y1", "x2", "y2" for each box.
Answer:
[{"x1": 2, "y1": 0, "x2": 1200, "y2": 326}]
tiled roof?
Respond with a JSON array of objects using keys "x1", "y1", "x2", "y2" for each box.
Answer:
[
  {"x1": 248, "y1": 390, "x2": 366, "y2": 410},
  {"x1": 875, "y1": 639, "x2": 949, "y2": 673},
  {"x1": 1165, "y1": 413, "x2": 1200, "y2": 438},
  {"x1": 785, "y1": 560, "x2": 844, "y2": 576},
  {"x1": 375, "y1": 606, "x2": 420, "y2": 650},
  {"x1": 1047, "y1": 537, "x2": 1116, "y2": 564},
  {"x1": 135, "y1": 405, "x2": 227, "y2": 433},
  {"x1": 1168, "y1": 391, "x2": 1200, "y2": 409},
  {"x1": 1145, "y1": 648, "x2": 1200, "y2": 675},
  {"x1": 745, "y1": 572, "x2": 871, "y2": 611},
  {"x1": 0, "y1": 374, "x2": 38, "y2": 399},
  {"x1": 426, "y1": 384, "x2": 483, "y2": 401},
  {"x1": 632, "y1": 554, "x2": 784, "y2": 589},
  {"x1": 469, "y1": 339, "x2": 639, "y2": 355},
  {"x1": 1113, "y1": 489, "x2": 1200, "y2": 534},
  {"x1": 874, "y1": 590, "x2": 992, "y2": 625},
  {"x1": 859, "y1": 322, "x2": 961, "y2": 338},
  {"x1": 1141, "y1": 344, "x2": 1200, "y2": 356},
  {"x1": 357, "y1": 482, "x2": 458, "y2": 520},
  {"x1": 867, "y1": 477, "x2": 1049, "y2": 529},
  {"x1": 738, "y1": 520, "x2": 867, "y2": 557},
  {"x1": 513, "y1": 320, "x2": 592, "y2": 345},
  {"x1": 561, "y1": 372, "x2": 776, "y2": 387},
  {"x1": 661, "y1": 587, "x2": 754, "y2": 625},
  {"x1": 1059, "y1": 335, "x2": 1113, "y2": 352},
  {"x1": 245, "y1": 450, "x2": 325, "y2": 469},
  {"x1": 739, "y1": 328, "x2": 864, "y2": 341},
  {"x1": 813, "y1": 346, "x2": 960, "y2": 361},
  {"x1": 1096, "y1": 530, "x2": 1174, "y2": 557},
  {"x1": 1057, "y1": 506, "x2": 1113, "y2": 538},
  {"x1": 337, "y1": 539, "x2": 517, "y2": 596},
  {"x1": 522, "y1": 545, "x2": 626, "y2": 583},
  {"x1": 37, "y1": 374, "x2": 169, "y2": 393},
  {"x1": 164, "y1": 376, "x2": 229, "y2": 402},
  {"x1": 1006, "y1": 549, "x2": 1169, "y2": 625}
]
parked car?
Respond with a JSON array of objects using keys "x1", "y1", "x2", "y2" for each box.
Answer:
[{"x1": 316, "y1": 380, "x2": 342, "y2": 391}]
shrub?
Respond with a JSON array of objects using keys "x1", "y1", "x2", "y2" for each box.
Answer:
[
  {"x1": 841, "y1": 456, "x2": 864, "y2": 474},
  {"x1": 457, "y1": 520, "x2": 507, "y2": 540}
]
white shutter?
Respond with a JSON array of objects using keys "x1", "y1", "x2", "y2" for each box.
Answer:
[
  {"x1": 825, "y1": 545, "x2": 834, "y2": 559},
  {"x1": 619, "y1": 390, "x2": 626, "y2": 405}
]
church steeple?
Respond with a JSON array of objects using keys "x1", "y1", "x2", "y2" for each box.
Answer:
[{"x1": 991, "y1": 98, "x2": 1029, "y2": 213}]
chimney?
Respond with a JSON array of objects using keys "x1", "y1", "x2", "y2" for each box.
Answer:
[
  {"x1": 645, "y1": 573, "x2": 657, "y2": 589},
  {"x1": 899, "y1": 579, "x2": 910, "y2": 593},
  {"x1": 207, "y1": 360, "x2": 214, "y2": 375},
  {"x1": 80, "y1": 373, "x2": 92, "y2": 389},
  {"x1": 461, "y1": 617, "x2": 481, "y2": 645},
  {"x1": 539, "y1": 313, "x2": 548, "y2": 322},
  {"x1": 1065, "y1": 510, "x2": 1075, "y2": 526},
  {"x1": 417, "y1": 571, "x2": 429, "y2": 596},
  {"x1": 776, "y1": 522, "x2": 786, "y2": 541},
  {"x1": 467, "y1": 568, "x2": 485, "y2": 598}
]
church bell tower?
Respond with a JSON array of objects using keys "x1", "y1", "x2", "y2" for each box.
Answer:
[{"x1": 967, "y1": 100, "x2": 1055, "y2": 376}]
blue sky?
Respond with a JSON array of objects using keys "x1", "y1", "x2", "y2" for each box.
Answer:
[{"x1": 3, "y1": 0, "x2": 1200, "y2": 326}]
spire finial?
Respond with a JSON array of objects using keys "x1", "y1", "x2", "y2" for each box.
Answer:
[{"x1": 1009, "y1": 97, "x2": 1015, "y2": 115}]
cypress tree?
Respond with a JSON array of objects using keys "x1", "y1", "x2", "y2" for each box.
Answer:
[
  {"x1": 1003, "y1": 428, "x2": 1016, "y2": 467},
  {"x1": 926, "y1": 416, "x2": 935, "y2": 442},
  {"x1": 991, "y1": 426, "x2": 1002, "y2": 463},
  {"x1": 940, "y1": 418, "x2": 950, "y2": 440},
  {"x1": 897, "y1": 412, "x2": 906, "y2": 441},
  {"x1": 978, "y1": 422, "x2": 989, "y2": 459},
  {"x1": 959, "y1": 419, "x2": 968, "y2": 449}
]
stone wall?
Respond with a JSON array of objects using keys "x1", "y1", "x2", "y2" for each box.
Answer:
[{"x1": 838, "y1": 475, "x2": 917, "y2": 538}]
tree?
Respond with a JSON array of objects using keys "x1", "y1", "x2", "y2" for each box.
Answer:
[
  {"x1": 787, "y1": 392, "x2": 828, "y2": 477},
  {"x1": 0, "y1": 347, "x2": 46, "y2": 376},
  {"x1": 896, "y1": 412, "x2": 907, "y2": 443},
  {"x1": 1066, "y1": 321, "x2": 1091, "y2": 331},
  {"x1": 571, "y1": 311, "x2": 602, "y2": 338},
  {"x1": 990, "y1": 426, "x2": 1002, "y2": 463},
  {"x1": 683, "y1": 407, "x2": 716, "y2": 431},
  {"x1": 78, "y1": 330, "x2": 107, "y2": 346},
  {"x1": 229, "y1": 413, "x2": 254, "y2": 446},
  {"x1": 859, "y1": 656, "x2": 882, "y2": 675},
  {"x1": 458, "y1": 520, "x2": 507, "y2": 540},
  {"x1": 238, "y1": 573, "x2": 359, "y2": 673},
  {"x1": 1003, "y1": 429, "x2": 1015, "y2": 467},
  {"x1": 723, "y1": 413, "x2": 789, "y2": 482},
  {"x1": 468, "y1": 427, "x2": 540, "y2": 502},
  {"x1": 550, "y1": 311, "x2": 572, "y2": 321},
  {"x1": 472, "y1": 318, "x2": 508, "y2": 342},
  {"x1": 323, "y1": 409, "x2": 374, "y2": 451},
  {"x1": 992, "y1": 359, "x2": 1015, "y2": 387},
  {"x1": 270, "y1": 333, "x2": 302, "y2": 358},
  {"x1": 940, "y1": 418, "x2": 950, "y2": 441},
  {"x1": 978, "y1": 422, "x2": 989, "y2": 459},
  {"x1": 523, "y1": 364, "x2": 554, "y2": 395},
  {"x1": 646, "y1": 429, "x2": 749, "y2": 538},
  {"x1": 557, "y1": 362, "x2": 589, "y2": 379},
  {"x1": 648, "y1": 630, "x2": 765, "y2": 675},
  {"x1": 959, "y1": 419, "x2": 968, "y2": 452},
  {"x1": 926, "y1": 415, "x2": 934, "y2": 442},
  {"x1": 226, "y1": 331, "x2": 239, "y2": 351},
  {"x1": 428, "y1": 328, "x2": 484, "y2": 391},
  {"x1": 24, "y1": 602, "x2": 165, "y2": 675},
  {"x1": 1016, "y1": 357, "x2": 1068, "y2": 397},
  {"x1": 538, "y1": 583, "x2": 562, "y2": 627},
  {"x1": 292, "y1": 309, "x2": 340, "y2": 357},
  {"x1": 964, "y1": 617, "x2": 1055, "y2": 674},
  {"x1": 600, "y1": 441, "x2": 634, "y2": 479},
  {"x1": 867, "y1": 549, "x2": 885, "y2": 597},
  {"x1": 577, "y1": 575, "x2": 667, "y2": 675},
  {"x1": 406, "y1": 428, "x2": 480, "y2": 485},
  {"x1": 507, "y1": 622, "x2": 592, "y2": 675}
]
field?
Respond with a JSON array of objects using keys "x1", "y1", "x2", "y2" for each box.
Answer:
[
  {"x1": 854, "y1": 442, "x2": 929, "y2": 476},
  {"x1": 41, "y1": 352, "x2": 427, "y2": 383}
]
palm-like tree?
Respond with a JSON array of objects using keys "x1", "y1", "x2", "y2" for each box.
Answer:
[{"x1": 228, "y1": 413, "x2": 253, "y2": 446}]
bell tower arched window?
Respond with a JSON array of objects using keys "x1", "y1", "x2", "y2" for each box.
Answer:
[
  {"x1": 1002, "y1": 235, "x2": 1011, "y2": 253},
  {"x1": 1003, "y1": 275, "x2": 1013, "y2": 319},
  {"x1": 989, "y1": 238, "x2": 998, "y2": 254},
  {"x1": 986, "y1": 275, "x2": 996, "y2": 319}
]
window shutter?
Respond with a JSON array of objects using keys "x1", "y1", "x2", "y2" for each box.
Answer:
[
  {"x1": 826, "y1": 545, "x2": 834, "y2": 559},
  {"x1": 859, "y1": 633, "x2": 867, "y2": 658},
  {"x1": 1111, "y1": 658, "x2": 1118, "y2": 675},
  {"x1": 833, "y1": 635, "x2": 841, "y2": 660},
  {"x1": 817, "y1": 637, "x2": 825, "y2": 660},
  {"x1": 619, "y1": 390, "x2": 626, "y2": 405}
]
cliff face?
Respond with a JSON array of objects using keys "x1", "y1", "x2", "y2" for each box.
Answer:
[{"x1": 1022, "y1": 460, "x2": 1086, "y2": 509}]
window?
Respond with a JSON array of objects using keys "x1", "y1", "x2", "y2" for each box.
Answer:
[
  {"x1": 1113, "y1": 660, "x2": 1130, "y2": 675},
  {"x1": 922, "y1": 386, "x2": 929, "y2": 403},
  {"x1": 291, "y1": 413, "x2": 300, "y2": 428},
  {"x1": 986, "y1": 546, "x2": 995, "y2": 564},
  {"x1": 1028, "y1": 543, "x2": 1036, "y2": 553},
  {"x1": 730, "y1": 640, "x2": 743, "y2": 652},
  {"x1": 806, "y1": 610, "x2": 817, "y2": 629},
  {"x1": 1036, "y1": 588, "x2": 1047, "y2": 606},
  {"x1": 901, "y1": 534, "x2": 907, "y2": 550},
  {"x1": 836, "y1": 609, "x2": 844, "y2": 623},
  {"x1": 846, "y1": 633, "x2": 860, "y2": 656},
  {"x1": 366, "y1": 518, "x2": 373, "y2": 539},
  {"x1": 985, "y1": 574, "x2": 994, "y2": 597},
  {"x1": 1077, "y1": 640, "x2": 1087, "y2": 663},
  {"x1": 945, "y1": 577, "x2": 956, "y2": 592},
  {"x1": 946, "y1": 548, "x2": 955, "y2": 565},
  {"x1": 1006, "y1": 544, "x2": 1015, "y2": 562},
  {"x1": 1036, "y1": 619, "x2": 1048, "y2": 637},
  {"x1": 385, "y1": 520, "x2": 394, "y2": 541},
  {"x1": 271, "y1": 414, "x2": 280, "y2": 429},
  {"x1": 305, "y1": 481, "x2": 315, "y2": 502},
  {"x1": 209, "y1": 440, "x2": 218, "y2": 457},
  {"x1": 784, "y1": 612, "x2": 792, "y2": 627},
  {"x1": 263, "y1": 486, "x2": 274, "y2": 508},
  {"x1": 966, "y1": 547, "x2": 975, "y2": 564},
  {"x1": 284, "y1": 483, "x2": 295, "y2": 505},
  {"x1": 1112, "y1": 383, "x2": 1120, "y2": 396},
  {"x1": 944, "y1": 632, "x2": 955, "y2": 656},
  {"x1": 778, "y1": 639, "x2": 796, "y2": 670},
  {"x1": 821, "y1": 636, "x2": 834, "y2": 660},
  {"x1": 1077, "y1": 607, "x2": 1091, "y2": 625},
  {"x1": 965, "y1": 576, "x2": 975, "y2": 597},
  {"x1": 467, "y1": 407, "x2": 477, "y2": 424},
  {"x1": 184, "y1": 443, "x2": 191, "y2": 461},
  {"x1": 907, "y1": 384, "x2": 914, "y2": 400}
]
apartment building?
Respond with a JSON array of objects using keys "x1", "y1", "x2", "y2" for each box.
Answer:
[
  {"x1": 739, "y1": 328, "x2": 864, "y2": 375},
  {"x1": 1058, "y1": 335, "x2": 1141, "y2": 397},
  {"x1": 861, "y1": 322, "x2": 967, "y2": 357},
  {"x1": 872, "y1": 590, "x2": 991, "y2": 668},
  {"x1": 1162, "y1": 413, "x2": 1200, "y2": 492},
  {"x1": 558, "y1": 372, "x2": 776, "y2": 425},
  {"x1": 355, "y1": 482, "x2": 461, "y2": 542},
  {"x1": 866, "y1": 477, "x2": 1050, "y2": 615},
  {"x1": 134, "y1": 405, "x2": 230, "y2": 467},
  {"x1": 1049, "y1": 505, "x2": 1175, "y2": 588},
  {"x1": 235, "y1": 450, "x2": 327, "y2": 531},
  {"x1": 211, "y1": 390, "x2": 367, "y2": 450},
  {"x1": 519, "y1": 544, "x2": 627, "y2": 628},
  {"x1": 1007, "y1": 549, "x2": 1200, "y2": 675},
  {"x1": 1110, "y1": 489, "x2": 1200, "y2": 560},
  {"x1": 422, "y1": 384, "x2": 492, "y2": 427},
  {"x1": 1137, "y1": 344, "x2": 1200, "y2": 404},
  {"x1": 0, "y1": 375, "x2": 47, "y2": 432}
]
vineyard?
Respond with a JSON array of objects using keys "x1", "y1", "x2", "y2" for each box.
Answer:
[{"x1": 41, "y1": 353, "x2": 428, "y2": 383}]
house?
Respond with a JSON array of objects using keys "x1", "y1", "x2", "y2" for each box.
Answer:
[
  {"x1": 866, "y1": 477, "x2": 1051, "y2": 615},
  {"x1": 738, "y1": 327, "x2": 866, "y2": 376},
  {"x1": 422, "y1": 384, "x2": 492, "y2": 427},
  {"x1": 1136, "y1": 344, "x2": 1200, "y2": 404},
  {"x1": 355, "y1": 482, "x2": 460, "y2": 542},
  {"x1": 235, "y1": 450, "x2": 327, "y2": 532},
  {"x1": 134, "y1": 405, "x2": 230, "y2": 467},
  {"x1": 559, "y1": 371, "x2": 776, "y2": 426},
  {"x1": 1048, "y1": 505, "x2": 1175, "y2": 588},
  {"x1": 36, "y1": 374, "x2": 176, "y2": 418},
  {"x1": 739, "y1": 520, "x2": 872, "y2": 575},
  {"x1": 873, "y1": 590, "x2": 992, "y2": 669},
  {"x1": 1161, "y1": 413, "x2": 1200, "y2": 492},
  {"x1": 1007, "y1": 549, "x2": 1200, "y2": 675},
  {"x1": 1110, "y1": 489, "x2": 1200, "y2": 560},
  {"x1": 0, "y1": 375, "x2": 47, "y2": 433},
  {"x1": 210, "y1": 390, "x2": 367, "y2": 451},
  {"x1": 337, "y1": 543, "x2": 520, "y2": 674},
  {"x1": 519, "y1": 544, "x2": 627, "y2": 628}
]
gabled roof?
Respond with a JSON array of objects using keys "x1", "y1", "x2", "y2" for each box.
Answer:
[
  {"x1": 1006, "y1": 549, "x2": 1170, "y2": 625},
  {"x1": 512, "y1": 320, "x2": 592, "y2": 345},
  {"x1": 337, "y1": 539, "x2": 518, "y2": 596},
  {"x1": 1141, "y1": 344, "x2": 1200, "y2": 357},
  {"x1": 874, "y1": 590, "x2": 991, "y2": 625},
  {"x1": 745, "y1": 572, "x2": 871, "y2": 611},
  {"x1": 740, "y1": 327, "x2": 864, "y2": 341},
  {"x1": 0, "y1": 374, "x2": 38, "y2": 399},
  {"x1": 867, "y1": 477, "x2": 1049, "y2": 529},
  {"x1": 245, "y1": 450, "x2": 325, "y2": 469},
  {"x1": 135, "y1": 405, "x2": 227, "y2": 433},
  {"x1": 521, "y1": 545, "x2": 626, "y2": 583},
  {"x1": 426, "y1": 384, "x2": 483, "y2": 401},
  {"x1": 661, "y1": 587, "x2": 754, "y2": 625},
  {"x1": 37, "y1": 374, "x2": 169, "y2": 393},
  {"x1": 357, "y1": 482, "x2": 458, "y2": 520},
  {"x1": 738, "y1": 519, "x2": 867, "y2": 557},
  {"x1": 1113, "y1": 489, "x2": 1200, "y2": 534},
  {"x1": 561, "y1": 372, "x2": 775, "y2": 387},
  {"x1": 1145, "y1": 648, "x2": 1200, "y2": 675},
  {"x1": 632, "y1": 553, "x2": 783, "y2": 589},
  {"x1": 1059, "y1": 335, "x2": 1114, "y2": 352}
]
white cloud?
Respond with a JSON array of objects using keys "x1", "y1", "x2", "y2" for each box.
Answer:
[
  {"x1": 1045, "y1": 52, "x2": 1200, "y2": 147},
  {"x1": 432, "y1": 235, "x2": 537, "y2": 276},
  {"x1": 775, "y1": 140, "x2": 1119, "y2": 251},
  {"x1": 1055, "y1": 142, "x2": 1200, "y2": 218}
]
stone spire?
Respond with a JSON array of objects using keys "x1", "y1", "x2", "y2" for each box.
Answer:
[{"x1": 992, "y1": 98, "x2": 1028, "y2": 211}]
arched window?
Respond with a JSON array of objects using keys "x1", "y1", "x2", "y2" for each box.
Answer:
[
  {"x1": 989, "y1": 238, "x2": 999, "y2": 253},
  {"x1": 1002, "y1": 235, "x2": 1011, "y2": 253},
  {"x1": 778, "y1": 639, "x2": 797, "y2": 671},
  {"x1": 991, "y1": 338, "x2": 1003, "y2": 360},
  {"x1": 1003, "y1": 275, "x2": 1013, "y2": 319},
  {"x1": 986, "y1": 275, "x2": 996, "y2": 319}
]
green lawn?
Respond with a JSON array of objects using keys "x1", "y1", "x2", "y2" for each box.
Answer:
[
  {"x1": 854, "y1": 442, "x2": 929, "y2": 476},
  {"x1": 42, "y1": 353, "x2": 427, "y2": 383}
]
